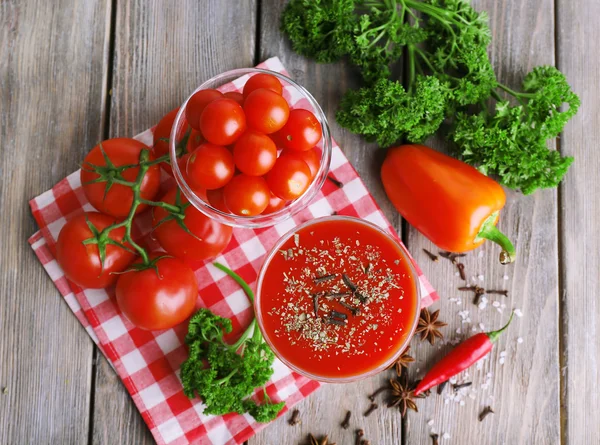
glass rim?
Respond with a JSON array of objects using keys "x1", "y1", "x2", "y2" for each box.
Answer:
[
  {"x1": 254, "y1": 215, "x2": 422, "y2": 383},
  {"x1": 169, "y1": 67, "x2": 333, "y2": 229}
]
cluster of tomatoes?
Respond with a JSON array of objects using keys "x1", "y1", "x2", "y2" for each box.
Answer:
[{"x1": 171, "y1": 73, "x2": 324, "y2": 216}]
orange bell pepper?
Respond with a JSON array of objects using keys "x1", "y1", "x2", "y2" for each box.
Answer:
[{"x1": 381, "y1": 144, "x2": 516, "y2": 263}]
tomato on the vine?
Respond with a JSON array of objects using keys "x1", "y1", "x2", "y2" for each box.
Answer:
[
  {"x1": 186, "y1": 143, "x2": 235, "y2": 190},
  {"x1": 56, "y1": 212, "x2": 135, "y2": 289},
  {"x1": 243, "y1": 89, "x2": 289, "y2": 134},
  {"x1": 223, "y1": 174, "x2": 270, "y2": 216},
  {"x1": 116, "y1": 253, "x2": 198, "y2": 331},
  {"x1": 277, "y1": 109, "x2": 322, "y2": 152},
  {"x1": 185, "y1": 89, "x2": 223, "y2": 130},
  {"x1": 266, "y1": 154, "x2": 312, "y2": 200},
  {"x1": 206, "y1": 188, "x2": 230, "y2": 213},
  {"x1": 243, "y1": 73, "x2": 283, "y2": 98},
  {"x1": 233, "y1": 130, "x2": 277, "y2": 176},
  {"x1": 81, "y1": 138, "x2": 161, "y2": 218},
  {"x1": 223, "y1": 91, "x2": 244, "y2": 106},
  {"x1": 200, "y1": 98, "x2": 246, "y2": 146},
  {"x1": 262, "y1": 193, "x2": 287, "y2": 215},
  {"x1": 152, "y1": 188, "x2": 233, "y2": 263},
  {"x1": 152, "y1": 109, "x2": 201, "y2": 176},
  {"x1": 282, "y1": 147, "x2": 320, "y2": 178}
]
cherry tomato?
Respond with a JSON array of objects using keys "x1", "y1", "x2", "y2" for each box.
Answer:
[
  {"x1": 223, "y1": 174, "x2": 270, "y2": 216},
  {"x1": 278, "y1": 109, "x2": 322, "y2": 152},
  {"x1": 206, "y1": 188, "x2": 230, "y2": 213},
  {"x1": 224, "y1": 91, "x2": 244, "y2": 106},
  {"x1": 116, "y1": 253, "x2": 198, "y2": 331},
  {"x1": 152, "y1": 109, "x2": 200, "y2": 176},
  {"x1": 152, "y1": 188, "x2": 232, "y2": 262},
  {"x1": 186, "y1": 143, "x2": 235, "y2": 190},
  {"x1": 243, "y1": 89, "x2": 290, "y2": 134},
  {"x1": 262, "y1": 193, "x2": 287, "y2": 215},
  {"x1": 282, "y1": 147, "x2": 320, "y2": 178},
  {"x1": 81, "y1": 138, "x2": 161, "y2": 218},
  {"x1": 266, "y1": 154, "x2": 312, "y2": 200},
  {"x1": 200, "y1": 98, "x2": 246, "y2": 146},
  {"x1": 243, "y1": 73, "x2": 283, "y2": 98},
  {"x1": 233, "y1": 130, "x2": 277, "y2": 176},
  {"x1": 56, "y1": 212, "x2": 135, "y2": 289},
  {"x1": 185, "y1": 89, "x2": 223, "y2": 130}
]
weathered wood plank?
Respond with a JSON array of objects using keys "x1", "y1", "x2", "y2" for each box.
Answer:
[
  {"x1": 250, "y1": 1, "x2": 403, "y2": 444},
  {"x1": 90, "y1": 1, "x2": 257, "y2": 443},
  {"x1": 404, "y1": 1, "x2": 561, "y2": 444},
  {"x1": 0, "y1": 0, "x2": 109, "y2": 443},
  {"x1": 556, "y1": 0, "x2": 600, "y2": 443}
]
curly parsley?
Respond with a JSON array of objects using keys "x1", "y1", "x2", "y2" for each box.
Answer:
[
  {"x1": 180, "y1": 263, "x2": 284, "y2": 422},
  {"x1": 282, "y1": 0, "x2": 579, "y2": 194}
]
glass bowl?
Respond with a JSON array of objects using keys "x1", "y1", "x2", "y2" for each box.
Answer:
[
  {"x1": 169, "y1": 68, "x2": 332, "y2": 228},
  {"x1": 254, "y1": 215, "x2": 422, "y2": 383}
]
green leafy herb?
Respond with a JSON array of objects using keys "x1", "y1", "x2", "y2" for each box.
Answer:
[
  {"x1": 180, "y1": 263, "x2": 284, "y2": 422},
  {"x1": 282, "y1": 0, "x2": 580, "y2": 194}
]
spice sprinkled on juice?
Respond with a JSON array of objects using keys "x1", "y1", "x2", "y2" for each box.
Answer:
[{"x1": 257, "y1": 217, "x2": 420, "y2": 380}]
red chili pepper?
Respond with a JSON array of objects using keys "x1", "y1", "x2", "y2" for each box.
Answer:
[{"x1": 414, "y1": 312, "x2": 514, "y2": 396}]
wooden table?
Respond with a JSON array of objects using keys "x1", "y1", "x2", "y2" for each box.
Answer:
[{"x1": 1, "y1": 1, "x2": 597, "y2": 444}]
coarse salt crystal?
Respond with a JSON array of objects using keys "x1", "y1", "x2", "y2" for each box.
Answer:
[
  {"x1": 479, "y1": 323, "x2": 485, "y2": 331},
  {"x1": 456, "y1": 328, "x2": 462, "y2": 334},
  {"x1": 442, "y1": 433, "x2": 451, "y2": 439},
  {"x1": 496, "y1": 307, "x2": 503, "y2": 314},
  {"x1": 492, "y1": 301, "x2": 501, "y2": 308},
  {"x1": 514, "y1": 308, "x2": 523, "y2": 317},
  {"x1": 471, "y1": 326, "x2": 477, "y2": 332},
  {"x1": 427, "y1": 419, "x2": 434, "y2": 426},
  {"x1": 478, "y1": 274, "x2": 484, "y2": 281},
  {"x1": 517, "y1": 337, "x2": 524, "y2": 344},
  {"x1": 503, "y1": 275, "x2": 509, "y2": 280},
  {"x1": 499, "y1": 357, "x2": 505, "y2": 365},
  {"x1": 455, "y1": 271, "x2": 460, "y2": 277},
  {"x1": 459, "y1": 400, "x2": 465, "y2": 406},
  {"x1": 478, "y1": 251, "x2": 484, "y2": 258},
  {"x1": 499, "y1": 350, "x2": 507, "y2": 357}
]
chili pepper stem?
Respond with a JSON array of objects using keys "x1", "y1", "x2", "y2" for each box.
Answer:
[
  {"x1": 486, "y1": 311, "x2": 514, "y2": 343},
  {"x1": 475, "y1": 212, "x2": 516, "y2": 264}
]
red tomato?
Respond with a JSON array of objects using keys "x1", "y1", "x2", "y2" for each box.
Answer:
[
  {"x1": 116, "y1": 253, "x2": 198, "y2": 331},
  {"x1": 81, "y1": 138, "x2": 161, "y2": 218},
  {"x1": 186, "y1": 143, "x2": 235, "y2": 190},
  {"x1": 243, "y1": 73, "x2": 283, "y2": 98},
  {"x1": 56, "y1": 212, "x2": 135, "y2": 289},
  {"x1": 224, "y1": 91, "x2": 244, "y2": 106},
  {"x1": 200, "y1": 98, "x2": 246, "y2": 146},
  {"x1": 278, "y1": 109, "x2": 322, "y2": 152},
  {"x1": 282, "y1": 147, "x2": 320, "y2": 178},
  {"x1": 206, "y1": 188, "x2": 230, "y2": 213},
  {"x1": 152, "y1": 109, "x2": 200, "y2": 176},
  {"x1": 152, "y1": 108, "x2": 179, "y2": 159},
  {"x1": 243, "y1": 89, "x2": 290, "y2": 134},
  {"x1": 223, "y1": 174, "x2": 270, "y2": 216},
  {"x1": 185, "y1": 89, "x2": 223, "y2": 130},
  {"x1": 233, "y1": 130, "x2": 277, "y2": 176},
  {"x1": 266, "y1": 154, "x2": 312, "y2": 200},
  {"x1": 152, "y1": 188, "x2": 232, "y2": 262},
  {"x1": 262, "y1": 193, "x2": 287, "y2": 215}
]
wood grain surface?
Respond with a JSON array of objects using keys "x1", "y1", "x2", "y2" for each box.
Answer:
[
  {"x1": 1, "y1": 0, "x2": 597, "y2": 444},
  {"x1": 557, "y1": 0, "x2": 600, "y2": 443},
  {"x1": 89, "y1": 1, "x2": 257, "y2": 444},
  {"x1": 404, "y1": 0, "x2": 561, "y2": 443},
  {"x1": 0, "y1": 1, "x2": 109, "y2": 444}
]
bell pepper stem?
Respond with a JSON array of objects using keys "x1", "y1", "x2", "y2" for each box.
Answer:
[
  {"x1": 476, "y1": 212, "x2": 516, "y2": 264},
  {"x1": 486, "y1": 311, "x2": 514, "y2": 343}
]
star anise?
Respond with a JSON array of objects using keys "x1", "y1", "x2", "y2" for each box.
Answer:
[
  {"x1": 307, "y1": 433, "x2": 336, "y2": 445},
  {"x1": 387, "y1": 373, "x2": 425, "y2": 417},
  {"x1": 387, "y1": 346, "x2": 415, "y2": 376},
  {"x1": 415, "y1": 308, "x2": 447, "y2": 345}
]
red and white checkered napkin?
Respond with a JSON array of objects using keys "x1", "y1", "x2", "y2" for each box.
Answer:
[{"x1": 28, "y1": 57, "x2": 438, "y2": 445}]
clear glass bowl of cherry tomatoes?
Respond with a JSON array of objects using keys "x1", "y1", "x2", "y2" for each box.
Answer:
[{"x1": 168, "y1": 68, "x2": 332, "y2": 228}]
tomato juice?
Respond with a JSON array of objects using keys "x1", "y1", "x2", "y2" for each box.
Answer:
[{"x1": 255, "y1": 216, "x2": 420, "y2": 381}]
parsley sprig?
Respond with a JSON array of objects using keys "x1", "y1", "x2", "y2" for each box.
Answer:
[
  {"x1": 180, "y1": 263, "x2": 284, "y2": 422},
  {"x1": 282, "y1": 0, "x2": 580, "y2": 194}
]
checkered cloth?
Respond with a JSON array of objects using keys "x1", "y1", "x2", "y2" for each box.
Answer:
[{"x1": 28, "y1": 57, "x2": 438, "y2": 445}]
